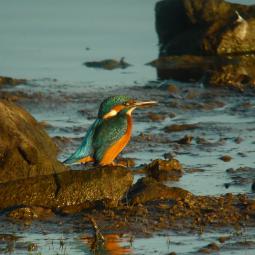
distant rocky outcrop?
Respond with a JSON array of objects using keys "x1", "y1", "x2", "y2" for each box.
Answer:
[
  {"x1": 156, "y1": 0, "x2": 255, "y2": 56},
  {"x1": 0, "y1": 100, "x2": 66, "y2": 183},
  {"x1": 152, "y1": 0, "x2": 255, "y2": 90}
]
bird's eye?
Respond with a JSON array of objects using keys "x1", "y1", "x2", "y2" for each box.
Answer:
[{"x1": 123, "y1": 102, "x2": 130, "y2": 106}]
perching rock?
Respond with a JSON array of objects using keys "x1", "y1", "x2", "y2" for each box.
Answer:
[
  {"x1": 127, "y1": 177, "x2": 191, "y2": 204},
  {"x1": 0, "y1": 167, "x2": 133, "y2": 213},
  {"x1": 156, "y1": 0, "x2": 255, "y2": 56},
  {"x1": 0, "y1": 100, "x2": 66, "y2": 183}
]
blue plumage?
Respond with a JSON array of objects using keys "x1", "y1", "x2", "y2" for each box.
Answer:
[{"x1": 63, "y1": 118, "x2": 101, "y2": 164}]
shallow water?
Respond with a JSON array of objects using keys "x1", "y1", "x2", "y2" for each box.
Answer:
[{"x1": 1, "y1": 0, "x2": 255, "y2": 254}]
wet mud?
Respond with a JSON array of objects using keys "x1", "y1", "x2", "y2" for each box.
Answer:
[{"x1": 0, "y1": 76, "x2": 255, "y2": 254}]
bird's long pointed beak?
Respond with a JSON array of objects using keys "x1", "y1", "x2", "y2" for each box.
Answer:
[{"x1": 133, "y1": 100, "x2": 157, "y2": 108}]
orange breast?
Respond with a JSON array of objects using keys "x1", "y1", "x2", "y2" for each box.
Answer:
[{"x1": 99, "y1": 115, "x2": 132, "y2": 165}]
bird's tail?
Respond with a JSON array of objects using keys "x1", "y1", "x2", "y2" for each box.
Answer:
[
  {"x1": 62, "y1": 118, "x2": 101, "y2": 165},
  {"x1": 63, "y1": 155, "x2": 80, "y2": 165}
]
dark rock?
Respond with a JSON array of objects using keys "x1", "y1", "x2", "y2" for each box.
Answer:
[
  {"x1": 0, "y1": 76, "x2": 26, "y2": 86},
  {"x1": 8, "y1": 206, "x2": 55, "y2": 220},
  {"x1": 218, "y1": 236, "x2": 230, "y2": 243},
  {"x1": 164, "y1": 123, "x2": 198, "y2": 133},
  {"x1": 145, "y1": 159, "x2": 183, "y2": 181},
  {"x1": 27, "y1": 243, "x2": 38, "y2": 252},
  {"x1": 204, "y1": 55, "x2": 255, "y2": 91},
  {"x1": 252, "y1": 181, "x2": 255, "y2": 192},
  {"x1": 127, "y1": 177, "x2": 191, "y2": 204},
  {"x1": 148, "y1": 55, "x2": 213, "y2": 82},
  {"x1": 0, "y1": 167, "x2": 132, "y2": 212},
  {"x1": 226, "y1": 167, "x2": 255, "y2": 187},
  {"x1": 175, "y1": 135, "x2": 193, "y2": 145},
  {"x1": 156, "y1": 0, "x2": 255, "y2": 56},
  {"x1": 0, "y1": 100, "x2": 67, "y2": 183},
  {"x1": 84, "y1": 57, "x2": 130, "y2": 70}
]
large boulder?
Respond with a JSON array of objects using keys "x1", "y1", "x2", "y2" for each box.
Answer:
[
  {"x1": 0, "y1": 100, "x2": 66, "y2": 183},
  {"x1": 156, "y1": 0, "x2": 255, "y2": 56},
  {"x1": 148, "y1": 53, "x2": 255, "y2": 90},
  {"x1": 0, "y1": 167, "x2": 132, "y2": 212}
]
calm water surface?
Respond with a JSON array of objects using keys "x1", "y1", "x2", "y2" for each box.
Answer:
[{"x1": 0, "y1": 1, "x2": 255, "y2": 255}]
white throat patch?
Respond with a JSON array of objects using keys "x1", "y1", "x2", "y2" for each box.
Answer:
[
  {"x1": 103, "y1": 109, "x2": 118, "y2": 119},
  {"x1": 127, "y1": 107, "x2": 136, "y2": 116}
]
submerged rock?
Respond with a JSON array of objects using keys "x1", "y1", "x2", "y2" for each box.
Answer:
[
  {"x1": 127, "y1": 177, "x2": 191, "y2": 204},
  {"x1": 150, "y1": 54, "x2": 255, "y2": 90},
  {"x1": 84, "y1": 57, "x2": 130, "y2": 70},
  {"x1": 226, "y1": 167, "x2": 255, "y2": 187},
  {"x1": 164, "y1": 123, "x2": 198, "y2": 133},
  {"x1": 145, "y1": 159, "x2": 183, "y2": 181},
  {"x1": 0, "y1": 100, "x2": 66, "y2": 183},
  {"x1": 0, "y1": 167, "x2": 132, "y2": 213}
]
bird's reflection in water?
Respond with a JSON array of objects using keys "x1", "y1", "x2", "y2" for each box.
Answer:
[{"x1": 81, "y1": 233, "x2": 133, "y2": 255}]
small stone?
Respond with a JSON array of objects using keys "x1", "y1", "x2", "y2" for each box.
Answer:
[
  {"x1": 219, "y1": 155, "x2": 232, "y2": 162},
  {"x1": 218, "y1": 236, "x2": 230, "y2": 243},
  {"x1": 27, "y1": 243, "x2": 38, "y2": 252},
  {"x1": 167, "y1": 84, "x2": 178, "y2": 94},
  {"x1": 234, "y1": 137, "x2": 243, "y2": 144}
]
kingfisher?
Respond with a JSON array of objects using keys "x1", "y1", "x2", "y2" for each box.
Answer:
[{"x1": 63, "y1": 95, "x2": 157, "y2": 166}]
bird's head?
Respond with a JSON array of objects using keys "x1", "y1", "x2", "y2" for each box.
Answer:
[{"x1": 98, "y1": 95, "x2": 157, "y2": 119}]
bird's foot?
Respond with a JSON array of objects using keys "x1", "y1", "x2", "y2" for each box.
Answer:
[
  {"x1": 112, "y1": 161, "x2": 127, "y2": 167},
  {"x1": 101, "y1": 161, "x2": 127, "y2": 168}
]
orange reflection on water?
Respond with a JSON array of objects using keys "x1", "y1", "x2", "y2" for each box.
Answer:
[{"x1": 81, "y1": 233, "x2": 132, "y2": 255}]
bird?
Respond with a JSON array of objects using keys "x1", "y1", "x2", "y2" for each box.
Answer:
[
  {"x1": 233, "y1": 10, "x2": 248, "y2": 40},
  {"x1": 63, "y1": 95, "x2": 157, "y2": 166}
]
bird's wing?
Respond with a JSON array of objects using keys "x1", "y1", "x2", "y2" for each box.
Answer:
[
  {"x1": 93, "y1": 116, "x2": 127, "y2": 162},
  {"x1": 63, "y1": 118, "x2": 101, "y2": 164}
]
